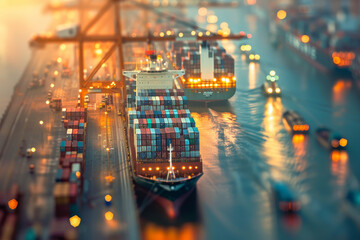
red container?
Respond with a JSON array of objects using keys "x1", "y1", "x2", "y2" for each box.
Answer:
[
  {"x1": 69, "y1": 183, "x2": 77, "y2": 203},
  {"x1": 62, "y1": 158, "x2": 70, "y2": 168},
  {"x1": 61, "y1": 168, "x2": 70, "y2": 182},
  {"x1": 65, "y1": 141, "x2": 72, "y2": 152}
]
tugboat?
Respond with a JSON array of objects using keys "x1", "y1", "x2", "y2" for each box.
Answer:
[
  {"x1": 282, "y1": 111, "x2": 309, "y2": 134},
  {"x1": 263, "y1": 70, "x2": 281, "y2": 96},
  {"x1": 315, "y1": 127, "x2": 347, "y2": 151}
]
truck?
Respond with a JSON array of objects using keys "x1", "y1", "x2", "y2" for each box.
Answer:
[
  {"x1": 50, "y1": 98, "x2": 62, "y2": 111},
  {"x1": 56, "y1": 24, "x2": 79, "y2": 38}
]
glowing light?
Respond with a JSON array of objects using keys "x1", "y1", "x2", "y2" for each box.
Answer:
[
  {"x1": 220, "y1": 22, "x2": 228, "y2": 29},
  {"x1": 76, "y1": 171, "x2": 81, "y2": 178},
  {"x1": 105, "y1": 211, "x2": 113, "y2": 221},
  {"x1": 339, "y1": 138, "x2": 347, "y2": 147},
  {"x1": 95, "y1": 43, "x2": 101, "y2": 49},
  {"x1": 8, "y1": 199, "x2": 18, "y2": 210},
  {"x1": 198, "y1": 7, "x2": 207, "y2": 16},
  {"x1": 50, "y1": 83, "x2": 55, "y2": 88},
  {"x1": 142, "y1": 168, "x2": 145, "y2": 171},
  {"x1": 191, "y1": 30, "x2": 196, "y2": 36},
  {"x1": 198, "y1": 32, "x2": 203, "y2": 37},
  {"x1": 206, "y1": 31, "x2": 211, "y2": 36},
  {"x1": 249, "y1": 54, "x2": 255, "y2": 60},
  {"x1": 104, "y1": 195, "x2": 112, "y2": 202},
  {"x1": 106, "y1": 147, "x2": 110, "y2": 152},
  {"x1": 247, "y1": 33, "x2": 252, "y2": 39},
  {"x1": 54, "y1": 71, "x2": 59, "y2": 76},
  {"x1": 95, "y1": 48, "x2": 103, "y2": 55},
  {"x1": 148, "y1": 167, "x2": 152, "y2": 171},
  {"x1": 166, "y1": 30, "x2": 172, "y2": 36},
  {"x1": 60, "y1": 44, "x2": 66, "y2": 51},
  {"x1": 31, "y1": 147, "x2": 36, "y2": 153},
  {"x1": 69, "y1": 215, "x2": 81, "y2": 228},
  {"x1": 156, "y1": 167, "x2": 160, "y2": 171},
  {"x1": 277, "y1": 10, "x2": 287, "y2": 20},
  {"x1": 159, "y1": 32, "x2": 165, "y2": 37},
  {"x1": 39, "y1": 120, "x2": 44, "y2": 125},
  {"x1": 333, "y1": 56, "x2": 341, "y2": 65},
  {"x1": 275, "y1": 88, "x2": 281, "y2": 93},
  {"x1": 301, "y1": 35, "x2": 310, "y2": 43},
  {"x1": 267, "y1": 88, "x2": 273, "y2": 94},
  {"x1": 207, "y1": 15, "x2": 218, "y2": 24},
  {"x1": 255, "y1": 54, "x2": 260, "y2": 60},
  {"x1": 46, "y1": 100, "x2": 50, "y2": 105},
  {"x1": 195, "y1": 166, "x2": 198, "y2": 169},
  {"x1": 189, "y1": 166, "x2": 192, "y2": 170},
  {"x1": 270, "y1": 70, "x2": 276, "y2": 76},
  {"x1": 178, "y1": 32, "x2": 183, "y2": 38},
  {"x1": 57, "y1": 57, "x2": 62, "y2": 63}
]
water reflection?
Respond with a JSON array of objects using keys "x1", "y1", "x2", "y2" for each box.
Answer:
[
  {"x1": 331, "y1": 150, "x2": 348, "y2": 187},
  {"x1": 136, "y1": 186, "x2": 203, "y2": 240},
  {"x1": 332, "y1": 79, "x2": 352, "y2": 105},
  {"x1": 248, "y1": 62, "x2": 258, "y2": 89},
  {"x1": 262, "y1": 97, "x2": 286, "y2": 182}
]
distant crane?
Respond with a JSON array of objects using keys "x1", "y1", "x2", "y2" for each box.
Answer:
[{"x1": 30, "y1": 0, "x2": 249, "y2": 114}]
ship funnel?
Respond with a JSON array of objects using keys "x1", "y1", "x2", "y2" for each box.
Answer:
[{"x1": 200, "y1": 41, "x2": 214, "y2": 80}]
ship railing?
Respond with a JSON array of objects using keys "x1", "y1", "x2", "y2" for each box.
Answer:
[{"x1": 136, "y1": 156, "x2": 202, "y2": 164}]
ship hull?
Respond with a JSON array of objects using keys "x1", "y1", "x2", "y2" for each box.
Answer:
[
  {"x1": 182, "y1": 87, "x2": 236, "y2": 102},
  {"x1": 127, "y1": 126, "x2": 203, "y2": 202},
  {"x1": 133, "y1": 173, "x2": 202, "y2": 201},
  {"x1": 273, "y1": 23, "x2": 351, "y2": 74}
]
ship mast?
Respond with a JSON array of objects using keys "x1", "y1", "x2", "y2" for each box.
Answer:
[{"x1": 166, "y1": 144, "x2": 176, "y2": 180}]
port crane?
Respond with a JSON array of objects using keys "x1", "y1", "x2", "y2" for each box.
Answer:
[{"x1": 30, "y1": 0, "x2": 249, "y2": 114}]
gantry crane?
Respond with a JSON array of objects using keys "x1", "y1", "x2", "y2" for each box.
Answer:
[{"x1": 30, "y1": 0, "x2": 250, "y2": 114}]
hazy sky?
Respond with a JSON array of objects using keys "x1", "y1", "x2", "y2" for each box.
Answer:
[{"x1": 0, "y1": 0, "x2": 50, "y2": 117}]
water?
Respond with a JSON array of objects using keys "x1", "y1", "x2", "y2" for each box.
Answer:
[
  {"x1": 138, "y1": 4, "x2": 360, "y2": 240},
  {"x1": 0, "y1": 0, "x2": 50, "y2": 118}
]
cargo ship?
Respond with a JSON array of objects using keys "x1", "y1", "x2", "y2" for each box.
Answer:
[
  {"x1": 168, "y1": 41, "x2": 236, "y2": 102},
  {"x1": 123, "y1": 54, "x2": 203, "y2": 197},
  {"x1": 269, "y1": 5, "x2": 360, "y2": 73}
]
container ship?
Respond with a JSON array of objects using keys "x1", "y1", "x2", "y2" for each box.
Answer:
[
  {"x1": 168, "y1": 41, "x2": 236, "y2": 101},
  {"x1": 269, "y1": 4, "x2": 360, "y2": 73},
  {"x1": 123, "y1": 54, "x2": 203, "y2": 197}
]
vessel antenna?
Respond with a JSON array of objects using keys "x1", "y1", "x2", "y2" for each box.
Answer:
[{"x1": 167, "y1": 144, "x2": 176, "y2": 180}]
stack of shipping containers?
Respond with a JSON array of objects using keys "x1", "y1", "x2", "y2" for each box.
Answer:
[
  {"x1": 128, "y1": 89, "x2": 202, "y2": 178},
  {"x1": 169, "y1": 42, "x2": 236, "y2": 89},
  {"x1": 50, "y1": 107, "x2": 87, "y2": 238}
]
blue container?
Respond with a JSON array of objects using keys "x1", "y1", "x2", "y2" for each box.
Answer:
[
  {"x1": 60, "y1": 141, "x2": 66, "y2": 152},
  {"x1": 69, "y1": 172, "x2": 78, "y2": 183},
  {"x1": 55, "y1": 169, "x2": 63, "y2": 182}
]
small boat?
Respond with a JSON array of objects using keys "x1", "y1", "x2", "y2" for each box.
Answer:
[
  {"x1": 282, "y1": 110, "x2": 309, "y2": 134},
  {"x1": 263, "y1": 70, "x2": 281, "y2": 96},
  {"x1": 315, "y1": 127, "x2": 347, "y2": 150}
]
